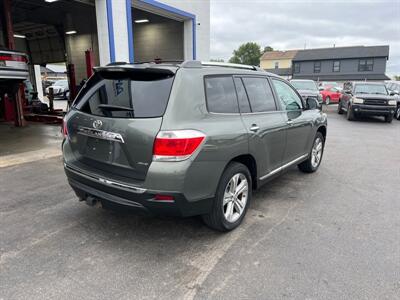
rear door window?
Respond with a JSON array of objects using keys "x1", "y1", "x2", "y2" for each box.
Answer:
[
  {"x1": 77, "y1": 73, "x2": 174, "y2": 118},
  {"x1": 205, "y1": 76, "x2": 239, "y2": 113},
  {"x1": 242, "y1": 77, "x2": 276, "y2": 112}
]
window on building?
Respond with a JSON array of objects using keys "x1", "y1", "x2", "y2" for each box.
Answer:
[
  {"x1": 314, "y1": 61, "x2": 321, "y2": 73},
  {"x1": 274, "y1": 61, "x2": 279, "y2": 69},
  {"x1": 358, "y1": 59, "x2": 374, "y2": 71},
  {"x1": 205, "y1": 76, "x2": 239, "y2": 113},
  {"x1": 241, "y1": 77, "x2": 277, "y2": 112},
  {"x1": 333, "y1": 61, "x2": 340, "y2": 72},
  {"x1": 294, "y1": 63, "x2": 300, "y2": 73}
]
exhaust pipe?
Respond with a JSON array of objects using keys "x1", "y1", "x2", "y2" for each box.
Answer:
[{"x1": 85, "y1": 196, "x2": 102, "y2": 208}]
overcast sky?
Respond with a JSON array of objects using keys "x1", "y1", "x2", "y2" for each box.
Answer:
[{"x1": 210, "y1": 0, "x2": 400, "y2": 75}]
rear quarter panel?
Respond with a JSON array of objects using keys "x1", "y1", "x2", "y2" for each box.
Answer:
[{"x1": 160, "y1": 69, "x2": 249, "y2": 201}]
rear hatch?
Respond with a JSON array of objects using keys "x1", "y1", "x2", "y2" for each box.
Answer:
[{"x1": 65, "y1": 66, "x2": 175, "y2": 182}]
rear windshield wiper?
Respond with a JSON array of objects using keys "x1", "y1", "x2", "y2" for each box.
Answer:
[{"x1": 98, "y1": 104, "x2": 134, "y2": 112}]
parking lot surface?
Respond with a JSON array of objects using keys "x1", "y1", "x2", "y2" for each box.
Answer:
[{"x1": 1, "y1": 106, "x2": 399, "y2": 300}]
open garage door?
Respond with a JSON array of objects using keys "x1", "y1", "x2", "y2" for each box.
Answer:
[{"x1": 132, "y1": 8, "x2": 184, "y2": 62}]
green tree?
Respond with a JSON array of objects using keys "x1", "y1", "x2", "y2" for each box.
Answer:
[
  {"x1": 394, "y1": 75, "x2": 400, "y2": 81},
  {"x1": 263, "y1": 46, "x2": 274, "y2": 53},
  {"x1": 229, "y1": 42, "x2": 262, "y2": 66}
]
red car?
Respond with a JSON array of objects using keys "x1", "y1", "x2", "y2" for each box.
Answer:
[{"x1": 320, "y1": 87, "x2": 342, "y2": 104}]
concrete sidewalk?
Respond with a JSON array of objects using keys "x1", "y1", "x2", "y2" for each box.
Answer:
[{"x1": 0, "y1": 123, "x2": 62, "y2": 168}]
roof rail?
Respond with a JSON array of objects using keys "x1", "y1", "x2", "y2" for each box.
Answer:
[{"x1": 180, "y1": 60, "x2": 263, "y2": 71}]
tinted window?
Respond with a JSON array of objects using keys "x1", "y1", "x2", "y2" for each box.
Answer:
[
  {"x1": 272, "y1": 79, "x2": 303, "y2": 111},
  {"x1": 80, "y1": 77, "x2": 174, "y2": 118},
  {"x1": 205, "y1": 76, "x2": 239, "y2": 113},
  {"x1": 242, "y1": 77, "x2": 276, "y2": 112},
  {"x1": 233, "y1": 78, "x2": 251, "y2": 113}
]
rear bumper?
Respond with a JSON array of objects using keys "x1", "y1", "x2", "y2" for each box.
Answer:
[
  {"x1": 64, "y1": 164, "x2": 213, "y2": 217},
  {"x1": 352, "y1": 104, "x2": 396, "y2": 116}
]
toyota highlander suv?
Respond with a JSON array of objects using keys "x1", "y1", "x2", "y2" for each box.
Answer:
[
  {"x1": 62, "y1": 61, "x2": 327, "y2": 231},
  {"x1": 338, "y1": 81, "x2": 397, "y2": 122}
]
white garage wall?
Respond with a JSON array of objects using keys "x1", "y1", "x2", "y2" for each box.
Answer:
[{"x1": 158, "y1": 0, "x2": 210, "y2": 61}]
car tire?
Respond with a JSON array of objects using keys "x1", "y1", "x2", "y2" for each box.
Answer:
[
  {"x1": 337, "y1": 100, "x2": 344, "y2": 114},
  {"x1": 395, "y1": 106, "x2": 400, "y2": 120},
  {"x1": 346, "y1": 104, "x2": 356, "y2": 121},
  {"x1": 385, "y1": 114, "x2": 393, "y2": 123},
  {"x1": 325, "y1": 96, "x2": 330, "y2": 105},
  {"x1": 298, "y1": 132, "x2": 325, "y2": 173},
  {"x1": 202, "y1": 162, "x2": 251, "y2": 232}
]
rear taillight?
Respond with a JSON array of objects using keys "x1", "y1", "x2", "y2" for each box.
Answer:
[
  {"x1": 0, "y1": 54, "x2": 28, "y2": 62},
  {"x1": 62, "y1": 119, "x2": 68, "y2": 138},
  {"x1": 153, "y1": 130, "x2": 206, "y2": 162}
]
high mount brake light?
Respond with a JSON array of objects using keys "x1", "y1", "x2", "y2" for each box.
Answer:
[{"x1": 153, "y1": 130, "x2": 206, "y2": 162}]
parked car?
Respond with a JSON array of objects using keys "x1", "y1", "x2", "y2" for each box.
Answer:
[
  {"x1": 338, "y1": 81, "x2": 397, "y2": 122},
  {"x1": 45, "y1": 79, "x2": 69, "y2": 99},
  {"x1": 320, "y1": 87, "x2": 342, "y2": 105},
  {"x1": 318, "y1": 81, "x2": 343, "y2": 92},
  {"x1": 62, "y1": 61, "x2": 327, "y2": 231},
  {"x1": 385, "y1": 81, "x2": 400, "y2": 120},
  {"x1": 290, "y1": 79, "x2": 323, "y2": 105}
]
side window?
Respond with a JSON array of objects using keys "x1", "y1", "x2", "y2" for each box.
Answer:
[
  {"x1": 205, "y1": 76, "x2": 239, "y2": 113},
  {"x1": 242, "y1": 77, "x2": 276, "y2": 112},
  {"x1": 233, "y1": 78, "x2": 251, "y2": 113},
  {"x1": 272, "y1": 79, "x2": 303, "y2": 111}
]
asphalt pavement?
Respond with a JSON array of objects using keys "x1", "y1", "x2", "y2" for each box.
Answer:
[{"x1": 1, "y1": 106, "x2": 399, "y2": 300}]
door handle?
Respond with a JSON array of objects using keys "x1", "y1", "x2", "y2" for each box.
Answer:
[
  {"x1": 287, "y1": 120, "x2": 294, "y2": 126},
  {"x1": 249, "y1": 124, "x2": 259, "y2": 132}
]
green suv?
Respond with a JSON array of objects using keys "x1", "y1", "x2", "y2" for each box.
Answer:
[{"x1": 62, "y1": 61, "x2": 327, "y2": 231}]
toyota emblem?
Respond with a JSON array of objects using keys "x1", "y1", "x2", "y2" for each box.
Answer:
[{"x1": 93, "y1": 120, "x2": 102, "y2": 129}]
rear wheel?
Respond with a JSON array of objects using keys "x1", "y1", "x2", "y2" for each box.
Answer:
[
  {"x1": 385, "y1": 114, "x2": 393, "y2": 123},
  {"x1": 202, "y1": 162, "x2": 251, "y2": 232},
  {"x1": 298, "y1": 132, "x2": 324, "y2": 173},
  {"x1": 347, "y1": 104, "x2": 356, "y2": 121},
  {"x1": 337, "y1": 100, "x2": 344, "y2": 114},
  {"x1": 325, "y1": 96, "x2": 331, "y2": 105}
]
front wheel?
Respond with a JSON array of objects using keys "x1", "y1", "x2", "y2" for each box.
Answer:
[
  {"x1": 395, "y1": 106, "x2": 400, "y2": 120},
  {"x1": 298, "y1": 132, "x2": 325, "y2": 173},
  {"x1": 347, "y1": 104, "x2": 356, "y2": 121},
  {"x1": 325, "y1": 96, "x2": 331, "y2": 105},
  {"x1": 337, "y1": 100, "x2": 344, "y2": 114},
  {"x1": 202, "y1": 162, "x2": 251, "y2": 232}
]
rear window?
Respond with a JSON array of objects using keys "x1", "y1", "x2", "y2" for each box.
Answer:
[
  {"x1": 75, "y1": 72, "x2": 174, "y2": 118},
  {"x1": 205, "y1": 76, "x2": 239, "y2": 113}
]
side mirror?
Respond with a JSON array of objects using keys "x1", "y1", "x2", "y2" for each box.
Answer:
[
  {"x1": 306, "y1": 97, "x2": 322, "y2": 110},
  {"x1": 390, "y1": 90, "x2": 399, "y2": 96}
]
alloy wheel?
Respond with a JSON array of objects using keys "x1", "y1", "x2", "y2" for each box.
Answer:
[
  {"x1": 223, "y1": 173, "x2": 248, "y2": 223},
  {"x1": 311, "y1": 137, "x2": 323, "y2": 168}
]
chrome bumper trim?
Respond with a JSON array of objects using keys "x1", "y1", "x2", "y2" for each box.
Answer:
[{"x1": 64, "y1": 163, "x2": 146, "y2": 194}]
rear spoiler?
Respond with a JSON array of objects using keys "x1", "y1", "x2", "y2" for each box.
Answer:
[{"x1": 93, "y1": 65, "x2": 175, "y2": 80}]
